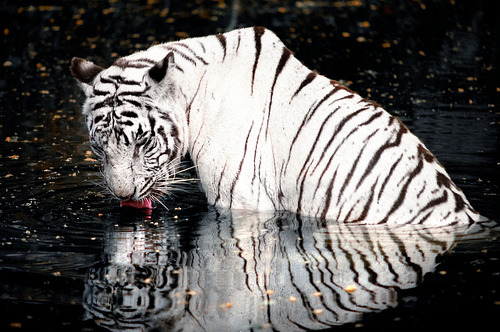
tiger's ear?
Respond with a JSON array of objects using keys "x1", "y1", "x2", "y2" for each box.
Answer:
[
  {"x1": 70, "y1": 57, "x2": 104, "y2": 95},
  {"x1": 148, "y1": 52, "x2": 175, "y2": 83}
]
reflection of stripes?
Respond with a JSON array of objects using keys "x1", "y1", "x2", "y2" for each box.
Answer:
[{"x1": 82, "y1": 212, "x2": 464, "y2": 331}]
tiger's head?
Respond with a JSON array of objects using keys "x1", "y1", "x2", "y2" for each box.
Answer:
[{"x1": 70, "y1": 52, "x2": 185, "y2": 205}]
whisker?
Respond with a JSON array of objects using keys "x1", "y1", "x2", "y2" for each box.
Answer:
[
  {"x1": 150, "y1": 193, "x2": 169, "y2": 210},
  {"x1": 165, "y1": 178, "x2": 199, "y2": 184},
  {"x1": 175, "y1": 164, "x2": 198, "y2": 174}
]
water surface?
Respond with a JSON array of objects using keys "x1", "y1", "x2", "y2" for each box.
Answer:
[{"x1": 1, "y1": 0, "x2": 499, "y2": 331}]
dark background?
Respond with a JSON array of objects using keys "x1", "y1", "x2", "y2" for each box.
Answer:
[{"x1": 0, "y1": 0, "x2": 499, "y2": 331}]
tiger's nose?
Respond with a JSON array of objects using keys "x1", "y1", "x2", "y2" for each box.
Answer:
[
  {"x1": 108, "y1": 177, "x2": 136, "y2": 200},
  {"x1": 115, "y1": 193, "x2": 133, "y2": 201},
  {"x1": 111, "y1": 185, "x2": 135, "y2": 201},
  {"x1": 106, "y1": 165, "x2": 136, "y2": 200}
]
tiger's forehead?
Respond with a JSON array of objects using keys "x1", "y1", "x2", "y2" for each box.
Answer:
[
  {"x1": 87, "y1": 66, "x2": 152, "y2": 121},
  {"x1": 92, "y1": 65, "x2": 149, "y2": 94},
  {"x1": 85, "y1": 64, "x2": 154, "y2": 129}
]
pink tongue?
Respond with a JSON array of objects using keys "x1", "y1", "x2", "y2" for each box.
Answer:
[{"x1": 120, "y1": 199, "x2": 152, "y2": 210}]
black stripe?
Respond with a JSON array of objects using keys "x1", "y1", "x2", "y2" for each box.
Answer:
[
  {"x1": 408, "y1": 191, "x2": 449, "y2": 224},
  {"x1": 176, "y1": 42, "x2": 209, "y2": 65},
  {"x1": 352, "y1": 178, "x2": 378, "y2": 222},
  {"x1": 114, "y1": 127, "x2": 123, "y2": 144},
  {"x1": 99, "y1": 76, "x2": 118, "y2": 87},
  {"x1": 311, "y1": 111, "x2": 383, "y2": 193},
  {"x1": 377, "y1": 153, "x2": 404, "y2": 202},
  {"x1": 305, "y1": 83, "x2": 341, "y2": 123},
  {"x1": 117, "y1": 86, "x2": 151, "y2": 97},
  {"x1": 288, "y1": 84, "x2": 340, "y2": 160},
  {"x1": 194, "y1": 142, "x2": 205, "y2": 164},
  {"x1": 197, "y1": 40, "x2": 206, "y2": 53},
  {"x1": 251, "y1": 119, "x2": 265, "y2": 186},
  {"x1": 380, "y1": 157, "x2": 424, "y2": 224},
  {"x1": 148, "y1": 114, "x2": 156, "y2": 131},
  {"x1": 92, "y1": 97, "x2": 113, "y2": 110},
  {"x1": 266, "y1": 47, "x2": 292, "y2": 136},
  {"x1": 356, "y1": 110, "x2": 383, "y2": 128},
  {"x1": 106, "y1": 74, "x2": 142, "y2": 86},
  {"x1": 416, "y1": 181, "x2": 427, "y2": 199},
  {"x1": 229, "y1": 123, "x2": 254, "y2": 208},
  {"x1": 282, "y1": 223, "x2": 324, "y2": 321},
  {"x1": 113, "y1": 58, "x2": 127, "y2": 68},
  {"x1": 356, "y1": 117, "x2": 408, "y2": 190},
  {"x1": 121, "y1": 79, "x2": 142, "y2": 86},
  {"x1": 334, "y1": 129, "x2": 380, "y2": 219},
  {"x1": 122, "y1": 98, "x2": 142, "y2": 108},
  {"x1": 336, "y1": 139, "x2": 370, "y2": 205},
  {"x1": 328, "y1": 93, "x2": 355, "y2": 106},
  {"x1": 163, "y1": 46, "x2": 197, "y2": 66},
  {"x1": 185, "y1": 72, "x2": 206, "y2": 125},
  {"x1": 92, "y1": 89, "x2": 108, "y2": 96},
  {"x1": 216, "y1": 33, "x2": 227, "y2": 60},
  {"x1": 123, "y1": 63, "x2": 151, "y2": 69},
  {"x1": 94, "y1": 115, "x2": 104, "y2": 124},
  {"x1": 296, "y1": 106, "x2": 339, "y2": 186},
  {"x1": 312, "y1": 107, "x2": 369, "y2": 182},
  {"x1": 416, "y1": 210, "x2": 434, "y2": 225},
  {"x1": 157, "y1": 112, "x2": 173, "y2": 122},
  {"x1": 436, "y1": 172, "x2": 453, "y2": 189},
  {"x1": 170, "y1": 123, "x2": 180, "y2": 158},
  {"x1": 291, "y1": 72, "x2": 317, "y2": 100},
  {"x1": 108, "y1": 75, "x2": 122, "y2": 82},
  {"x1": 214, "y1": 163, "x2": 228, "y2": 206},
  {"x1": 417, "y1": 144, "x2": 435, "y2": 163},
  {"x1": 117, "y1": 58, "x2": 156, "y2": 68},
  {"x1": 170, "y1": 123, "x2": 179, "y2": 140},
  {"x1": 319, "y1": 168, "x2": 337, "y2": 220},
  {"x1": 453, "y1": 192, "x2": 467, "y2": 212},
  {"x1": 121, "y1": 111, "x2": 138, "y2": 118},
  {"x1": 274, "y1": 47, "x2": 292, "y2": 82},
  {"x1": 134, "y1": 127, "x2": 145, "y2": 146},
  {"x1": 251, "y1": 26, "x2": 265, "y2": 94},
  {"x1": 157, "y1": 126, "x2": 168, "y2": 142},
  {"x1": 235, "y1": 30, "x2": 241, "y2": 54},
  {"x1": 312, "y1": 110, "x2": 383, "y2": 176},
  {"x1": 136, "y1": 58, "x2": 156, "y2": 64},
  {"x1": 284, "y1": 83, "x2": 342, "y2": 182},
  {"x1": 296, "y1": 160, "x2": 312, "y2": 217},
  {"x1": 138, "y1": 178, "x2": 154, "y2": 197},
  {"x1": 385, "y1": 230, "x2": 422, "y2": 282},
  {"x1": 120, "y1": 120, "x2": 134, "y2": 127}
]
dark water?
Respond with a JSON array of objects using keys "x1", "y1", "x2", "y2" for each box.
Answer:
[{"x1": 1, "y1": 0, "x2": 499, "y2": 331}]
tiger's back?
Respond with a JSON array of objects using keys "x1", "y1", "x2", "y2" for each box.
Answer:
[{"x1": 71, "y1": 27, "x2": 483, "y2": 226}]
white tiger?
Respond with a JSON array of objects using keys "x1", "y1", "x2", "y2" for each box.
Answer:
[{"x1": 71, "y1": 26, "x2": 483, "y2": 225}]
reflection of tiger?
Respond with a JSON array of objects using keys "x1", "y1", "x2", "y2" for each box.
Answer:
[
  {"x1": 71, "y1": 26, "x2": 483, "y2": 225},
  {"x1": 83, "y1": 211, "x2": 470, "y2": 331}
]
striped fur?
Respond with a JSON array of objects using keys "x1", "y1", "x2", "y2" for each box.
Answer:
[{"x1": 71, "y1": 27, "x2": 482, "y2": 225}]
